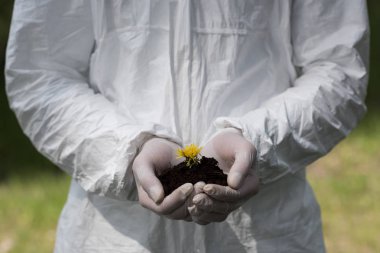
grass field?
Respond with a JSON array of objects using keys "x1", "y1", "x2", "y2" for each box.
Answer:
[
  {"x1": 0, "y1": 173, "x2": 69, "y2": 253},
  {"x1": 0, "y1": 112, "x2": 379, "y2": 253}
]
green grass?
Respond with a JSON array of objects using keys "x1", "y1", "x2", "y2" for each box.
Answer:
[{"x1": 0, "y1": 173, "x2": 70, "y2": 253}]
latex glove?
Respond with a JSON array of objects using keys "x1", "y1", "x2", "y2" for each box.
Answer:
[
  {"x1": 187, "y1": 181, "x2": 206, "y2": 221},
  {"x1": 189, "y1": 128, "x2": 259, "y2": 225},
  {"x1": 132, "y1": 138, "x2": 194, "y2": 220}
]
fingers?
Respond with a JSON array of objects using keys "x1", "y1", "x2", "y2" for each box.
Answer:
[
  {"x1": 138, "y1": 183, "x2": 193, "y2": 215},
  {"x1": 133, "y1": 137, "x2": 182, "y2": 203},
  {"x1": 204, "y1": 173, "x2": 259, "y2": 202},
  {"x1": 189, "y1": 193, "x2": 234, "y2": 225},
  {"x1": 228, "y1": 149, "x2": 255, "y2": 189},
  {"x1": 188, "y1": 205, "x2": 207, "y2": 224},
  {"x1": 202, "y1": 129, "x2": 256, "y2": 189},
  {"x1": 188, "y1": 172, "x2": 259, "y2": 224},
  {"x1": 157, "y1": 183, "x2": 193, "y2": 214},
  {"x1": 194, "y1": 181, "x2": 206, "y2": 194},
  {"x1": 193, "y1": 193, "x2": 238, "y2": 214},
  {"x1": 133, "y1": 138, "x2": 199, "y2": 221},
  {"x1": 189, "y1": 203, "x2": 228, "y2": 225},
  {"x1": 187, "y1": 181, "x2": 205, "y2": 207},
  {"x1": 165, "y1": 181, "x2": 206, "y2": 221},
  {"x1": 134, "y1": 164, "x2": 165, "y2": 204},
  {"x1": 202, "y1": 184, "x2": 241, "y2": 202}
]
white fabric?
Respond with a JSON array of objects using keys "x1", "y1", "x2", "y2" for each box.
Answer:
[{"x1": 5, "y1": 0, "x2": 368, "y2": 252}]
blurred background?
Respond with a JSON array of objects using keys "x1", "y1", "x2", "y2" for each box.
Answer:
[{"x1": 0, "y1": 1, "x2": 379, "y2": 252}]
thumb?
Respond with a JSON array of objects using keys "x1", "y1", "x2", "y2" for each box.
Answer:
[
  {"x1": 228, "y1": 151, "x2": 255, "y2": 189},
  {"x1": 134, "y1": 164, "x2": 165, "y2": 204}
]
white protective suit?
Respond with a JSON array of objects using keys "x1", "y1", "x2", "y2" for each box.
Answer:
[{"x1": 6, "y1": 0, "x2": 369, "y2": 252}]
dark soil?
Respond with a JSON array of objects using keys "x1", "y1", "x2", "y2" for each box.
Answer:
[{"x1": 157, "y1": 156, "x2": 228, "y2": 196}]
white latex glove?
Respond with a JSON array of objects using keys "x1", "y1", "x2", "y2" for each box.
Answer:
[
  {"x1": 189, "y1": 128, "x2": 259, "y2": 225},
  {"x1": 132, "y1": 138, "x2": 194, "y2": 220}
]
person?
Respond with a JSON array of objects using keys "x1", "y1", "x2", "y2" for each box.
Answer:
[{"x1": 5, "y1": 0, "x2": 369, "y2": 252}]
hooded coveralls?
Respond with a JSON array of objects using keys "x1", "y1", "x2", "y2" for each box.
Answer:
[{"x1": 5, "y1": 0, "x2": 369, "y2": 252}]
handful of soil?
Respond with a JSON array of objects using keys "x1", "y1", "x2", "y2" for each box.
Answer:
[{"x1": 157, "y1": 156, "x2": 228, "y2": 196}]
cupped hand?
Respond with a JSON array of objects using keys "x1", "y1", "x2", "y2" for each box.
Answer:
[
  {"x1": 132, "y1": 137, "x2": 194, "y2": 221},
  {"x1": 189, "y1": 128, "x2": 259, "y2": 225}
]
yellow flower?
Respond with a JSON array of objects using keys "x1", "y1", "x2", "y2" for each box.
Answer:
[{"x1": 176, "y1": 144, "x2": 202, "y2": 168}]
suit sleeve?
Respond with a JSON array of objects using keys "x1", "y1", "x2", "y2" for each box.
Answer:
[
  {"x1": 5, "y1": 0, "x2": 181, "y2": 200},
  {"x1": 213, "y1": 0, "x2": 369, "y2": 184}
]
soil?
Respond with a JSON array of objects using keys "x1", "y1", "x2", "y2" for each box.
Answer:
[{"x1": 157, "y1": 156, "x2": 228, "y2": 196}]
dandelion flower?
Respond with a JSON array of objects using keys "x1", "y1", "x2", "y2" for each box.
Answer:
[{"x1": 176, "y1": 144, "x2": 202, "y2": 168}]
